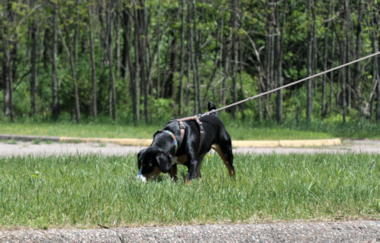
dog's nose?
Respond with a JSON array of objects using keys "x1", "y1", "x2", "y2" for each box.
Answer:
[
  {"x1": 136, "y1": 168, "x2": 147, "y2": 182},
  {"x1": 136, "y1": 174, "x2": 147, "y2": 182}
]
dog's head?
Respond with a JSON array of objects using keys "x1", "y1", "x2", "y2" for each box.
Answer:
[{"x1": 136, "y1": 147, "x2": 174, "y2": 182}]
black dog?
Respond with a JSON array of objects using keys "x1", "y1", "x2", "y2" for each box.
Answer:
[{"x1": 137, "y1": 102, "x2": 235, "y2": 183}]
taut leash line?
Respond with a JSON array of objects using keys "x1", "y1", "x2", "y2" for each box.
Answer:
[{"x1": 201, "y1": 52, "x2": 380, "y2": 117}]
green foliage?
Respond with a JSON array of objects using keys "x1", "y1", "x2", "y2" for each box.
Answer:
[
  {"x1": 32, "y1": 138, "x2": 42, "y2": 145},
  {"x1": 0, "y1": 118, "x2": 332, "y2": 140},
  {"x1": 149, "y1": 98, "x2": 175, "y2": 121},
  {"x1": 0, "y1": 0, "x2": 379, "y2": 129}
]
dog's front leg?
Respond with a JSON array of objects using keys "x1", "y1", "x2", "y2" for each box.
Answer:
[
  {"x1": 185, "y1": 160, "x2": 198, "y2": 184},
  {"x1": 169, "y1": 164, "x2": 178, "y2": 182}
]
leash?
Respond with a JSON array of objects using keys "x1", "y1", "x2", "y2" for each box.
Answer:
[{"x1": 200, "y1": 52, "x2": 380, "y2": 117}]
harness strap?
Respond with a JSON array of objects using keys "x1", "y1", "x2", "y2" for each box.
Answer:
[
  {"x1": 194, "y1": 116, "x2": 203, "y2": 155},
  {"x1": 178, "y1": 120, "x2": 186, "y2": 149},
  {"x1": 175, "y1": 115, "x2": 204, "y2": 155}
]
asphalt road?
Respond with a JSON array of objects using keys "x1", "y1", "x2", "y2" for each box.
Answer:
[{"x1": 0, "y1": 220, "x2": 379, "y2": 242}]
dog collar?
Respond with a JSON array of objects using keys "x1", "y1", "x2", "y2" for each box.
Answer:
[{"x1": 161, "y1": 130, "x2": 179, "y2": 155}]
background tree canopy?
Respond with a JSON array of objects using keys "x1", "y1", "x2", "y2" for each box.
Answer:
[{"x1": 0, "y1": 0, "x2": 379, "y2": 125}]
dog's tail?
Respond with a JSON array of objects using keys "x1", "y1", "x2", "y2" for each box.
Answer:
[{"x1": 207, "y1": 101, "x2": 218, "y2": 117}]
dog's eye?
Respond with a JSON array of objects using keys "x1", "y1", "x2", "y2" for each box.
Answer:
[
  {"x1": 143, "y1": 163, "x2": 146, "y2": 167},
  {"x1": 157, "y1": 153, "x2": 161, "y2": 156}
]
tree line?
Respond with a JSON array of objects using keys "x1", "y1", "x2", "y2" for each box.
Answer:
[{"x1": 0, "y1": 0, "x2": 379, "y2": 124}]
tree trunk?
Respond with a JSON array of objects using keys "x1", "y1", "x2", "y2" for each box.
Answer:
[
  {"x1": 377, "y1": 15, "x2": 380, "y2": 123},
  {"x1": 258, "y1": 67, "x2": 263, "y2": 122},
  {"x1": 373, "y1": 17, "x2": 379, "y2": 122},
  {"x1": 330, "y1": 5, "x2": 335, "y2": 113},
  {"x1": 264, "y1": 0, "x2": 273, "y2": 120},
  {"x1": 345, "y1": 0, "x2": 351, "y2": 109},
  {"x1": 239, "y1": 36, "x2": 245, "y2": 120},
  {"x1": 378, "y1": 38, "x2": 380, "y2": 124},
  {"x1": 377, "y1": 35, "x2": 380, "y2": 123},
  {"x1": 222, "y1": 17, "x2": 230, "y2": 109},
  {"x1": 276, "y1": 0, "x2": 284, "y2": 123},
  {"x1": 340, "y1": 14, "x2": 347, "y2": 124},
  {"x1": 192, "y1": 0, "x2": 201, "y2": 113},
  {"x1": 139, "y1": 0, "x2": 149, "y2": 123},
  {"x1": 74, "y1": 0, "x2": 79, "y2": 63},
  {"x1": 187, "y1": 0, "x2": 196, "y2": 113},
  {"x1": 186, "y1": 2, "x2": 192, "y2": 111},
  {"x1": 178, "y1": 0, "x2": 185, "y2": 117},
  {"x1": 108, "y1": 1, "x2": 117, "y2": 120},
  {"x1": 115, "y1": 8, "x2": 121, "y2": 80},
  {"x1": 99, "y1": 3, "x2": 108, "y2": 69},
  {"x1": 2, "y1": 1, "x2": 15, "y2": 122},
  {"x1": 42, "y1": 28, "x2": 50, "y2": 70},
  {"x1": 312, "y1": 0, "x2": 317, "y2": 95},
  {"x1": 322, "y1": 1, "x2": 331, "y2": 118},
  {"x1": 122, "y1": 5, "x2": 138, "y2": 123},
  {"x1": 231, "y1": 0, "x2": 238, "y2": 119},
  {"x1": 153, "y1": 3, "x2": 160, "y2": 99},
  {"x1": 2, "y1": 40, "x2": 14, "y2": 122},
  {"x1": 341, "y1": 40, "x2": 347, "y2": 124},
  {"x1": 164, "y1": 36, "x2": 178, "y2": 98},
  {"x1": 121, "y1": 6, "x2": 131, "y2": 80},
  {"x1": 157, "y1": 38, "x2": 161, "y2": 99},
  {"x1": 353, "y1": 0, "x2": 364, "y2": 108},
  {"x1": 30, "y1": 0, "x2": 38, "y2": 117},
  {"x1": 88, "y1": 5, "x2": 97, "y2": 118},
  {"x1": 52, "y1": 3, "x2": 59, "y2": 120},
  {"x1": 219, "y1": 10, "x2": 225, "y2": 106},
  {"x1": 61, "y1": 27, "x2": 81, "y2": 123},
  {"x1": 133, "y1": 3, "x2": 140, "y2": 123},
  {"x1": 306, "y1": 0, "x2": 313, "y2": 122}
]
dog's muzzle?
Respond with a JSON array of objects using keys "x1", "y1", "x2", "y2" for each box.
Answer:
[{"x1": 136, "y1": 167, "x2": 147, "y2": 183}]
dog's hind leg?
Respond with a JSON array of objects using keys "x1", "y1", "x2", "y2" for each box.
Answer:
[
  {"x1": 212, "y1": 143, "x2": 235, "y2": 177},
  {"x1": 196, "y1": 153, "x2": 207, "y2": 179}
]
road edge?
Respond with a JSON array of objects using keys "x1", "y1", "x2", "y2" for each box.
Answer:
[{"x1": 0, "y1": 134, "x2": 341, "y2": 147}]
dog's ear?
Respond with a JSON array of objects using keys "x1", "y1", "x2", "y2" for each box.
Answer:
[
  {"x1": 137, "y1": 148, "x2": 146, "y2": 160},
  {"x1": 153, "y1": 130, "x2": 162, "y2": 138},
  {"x1": 156, "y1": 153, "x2": 173, "y2": 173},
  {"x1": 137, "y1": 148, "x2": 147, "y2": 166}
]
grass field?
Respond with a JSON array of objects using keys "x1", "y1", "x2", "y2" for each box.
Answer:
[
  {"x1": 0, "y1": 153, "x2": 379, "y2": 229},
  {"x1": 0, "y1": 121, "x2": 333, "y2": 140},
  {"x1": 1, "y1": 115, "x2": 380, "y2": 140}
]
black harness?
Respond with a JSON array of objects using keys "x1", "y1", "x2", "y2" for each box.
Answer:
[
  {"x1": 154, "y1": 115, "x2": 204, "y2": 156},
  {"x1": 173, "y1": 115, "x2": 204, "y2": 156}
]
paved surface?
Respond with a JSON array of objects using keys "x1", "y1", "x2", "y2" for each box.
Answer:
[
  {"x1": 0, "y1": 134, "x2": 342, "y2": 147},
  {"x1": 0, "y1": 139, "x2": 379, "y2": 157},
  {"x1": 0, "y1": 220, "x2": 379, "y2": 242}
]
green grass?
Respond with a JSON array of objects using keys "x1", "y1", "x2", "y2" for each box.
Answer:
[
  {"x1": 0, "y1": 122, "x2": 157, "y2": 139},
  {"x1": 0, "y1": 153, "x2": 379, "y2": 229},
  {"x1": 0, "y1": 121, "x2": 333, "y2": 140},
  {"x1": 1, "y1": 115, "x2": 380, "y2": 140}
]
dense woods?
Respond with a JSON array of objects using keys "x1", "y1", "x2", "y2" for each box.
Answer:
[{"x1": 0, "y1": 0, "x2": 380, "y2": 124}]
